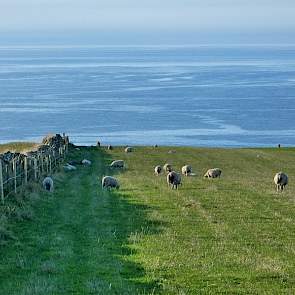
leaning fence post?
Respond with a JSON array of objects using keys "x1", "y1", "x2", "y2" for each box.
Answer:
[
  {"x1": 0, "y1": 159, "x2": 4, "y2": 204},
  {"x1": 13, "y1": 159, "x2": 17, "y2": 194}
]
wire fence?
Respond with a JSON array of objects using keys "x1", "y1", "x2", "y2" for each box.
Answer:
[{"x1": 0, "y1": 134, "x2": 69, "y2": 204}]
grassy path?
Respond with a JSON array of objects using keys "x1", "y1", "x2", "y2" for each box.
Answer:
[{"x1": 0, "y1": 147, "x2": 158, "y2": 294}]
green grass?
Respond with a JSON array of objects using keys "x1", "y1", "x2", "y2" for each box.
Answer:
[{"x1": 1, "y1": 145, "x2": 295, "y2": 294}]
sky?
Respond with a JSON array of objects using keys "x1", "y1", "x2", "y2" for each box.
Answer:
[{"x1": 0, "y1": 0, "x2": 294, "y2": 44}]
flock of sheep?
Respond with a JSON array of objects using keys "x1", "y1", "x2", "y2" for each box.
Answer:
[
  {"x1": 42, "y1": 146, "x2": 289, "y2": 193},
  {"x1": 100, "y1": 148, "x2": 289, "y2": 192}
]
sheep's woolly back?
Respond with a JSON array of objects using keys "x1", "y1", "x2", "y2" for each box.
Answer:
[
  {"x1": 274, "y1": 172, "x2": 288, "y2": 185},
  {"x1": 110, "y1": 160, "x2": 124, "y2": 168},
  {"x1": 163, "y1": 163, "x2": 172, "y2": 173},
  {"x1": 42, "y1": 177, "x2": 54, "y2": 192},
  {"x1": 102, "y1": 176, "x2": 120, "y2": 189}
]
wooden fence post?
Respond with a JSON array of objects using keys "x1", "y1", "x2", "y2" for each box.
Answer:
[
  {"x1": 0, "y1": 159, "x2": 4, "y2": 204},
  {"x1": 13, "y1": 159, "x2": 17, "y2": 194},
  {"x1": 24, "y1": 157, "x2": 28, "y2": 185},
  {"x1": 59, "y1": 148, "x2": 62, "y2": 163},
  {"x1": 53, "y1": 151, "x2": 56, "y2": 169},
  {"x1": 49, "y1": 155, "x2": 52, "y2": 173},
  {"x1": 47, "y1": 155, "x2": 50, "y2": 172},
  {"x1": 34, "y1": 158, "x2": 38, "y2": 181},
  {"x1": 40, "y1": 155, "x2": 44, "y2": 174}
]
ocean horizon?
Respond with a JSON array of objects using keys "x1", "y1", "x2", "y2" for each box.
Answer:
[{"x1": 0, "y1": 44, "x2": 294, "y2": 147}]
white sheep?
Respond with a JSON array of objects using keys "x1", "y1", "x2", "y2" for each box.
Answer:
[
  {"x1": 163, "y1": 163, "x2": 172, "y2": 173},
  {"x1": 63, "y1": 163, "x2": 77, "y2": 171},
  {"x1": 274, "y1": 172, "x2": 288, "y2": 191},
  {"x1": 125, "y1": 146, "x2": 133, "y2": 153},
  {"x1": 110, "y1": 160, "x2": 124, "y2": 168},
  {"x1": 167, "y1": 171, "x2": 182, "y2": 189},
  {"x1": 82, "y1": 159, "x2": 92, "y2": 165},
  {"x1": 102, "y1": 176, "x2": 120, "y2": 189},
  {"x1": 204, "y1": 168, "x2": 222, "y2": 178},
  {"x1": 154, "y1": 165, "x2": 162, "y2": 175},
  {"x1": 182, "y1": 165, "x2": 192, "y2": 176},
  {"x1": 42, "y1": 177, "x2": 54, "y2": 192}
]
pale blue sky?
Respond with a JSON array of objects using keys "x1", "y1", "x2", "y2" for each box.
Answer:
[{"x1": 0, "y1": 0, "x2": 294, "y2": 44}]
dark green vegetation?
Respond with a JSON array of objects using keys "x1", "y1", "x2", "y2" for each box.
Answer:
[{"x1": 0, "y1": 145, "x2": 295, "y2": 294}]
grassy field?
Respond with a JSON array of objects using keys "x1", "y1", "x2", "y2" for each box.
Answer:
[
  {"x1": 0, "y1": 142, "x2": 38, "y2": 154},
  {"x1": 0, "y1": 145, "x2": 295, "y2": 294}
]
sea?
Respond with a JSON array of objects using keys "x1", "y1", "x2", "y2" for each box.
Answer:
[{"x1": 0, "y1": 45, "x2": 294, "y2": 147}]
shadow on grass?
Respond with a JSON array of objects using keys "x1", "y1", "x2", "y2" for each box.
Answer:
[{"x1": 91, "y1": 147, "x2": 165, "y2": 294}]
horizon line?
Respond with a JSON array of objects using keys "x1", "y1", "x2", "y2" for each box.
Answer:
[{"x1": 1, "y1": 43, "x2": 295, "y2": 49}]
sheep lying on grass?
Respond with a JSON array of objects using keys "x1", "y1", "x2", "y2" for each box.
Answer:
[
  {"x1": 82, "y1": 159, "x2": 92, "y2": 165},
  {"x1": 182, "y1": 165, "x2": 192, "y2": 176},
  {"x1": 42, "y1": 177, "x2": 54, "y2": 192},
  {"x1": 102, "y1": 176, "x2": 120, "y2": 190},
  {"x1": 274, "y1": 172, "x2": 288, "y2": 192},
  {"x1": 163, "y1": 163, "x2": 172, "y2": 173},
  {"x1": 125, "y1": 146, "x2": 133, "y2": 153},
  {"x1": 63, "y1": 163, "x2": 77, "y2": 171},
  {"x1": 204, "y1": 168, "x2": 222, "y2": 178},
  {"x1": 167, "y1": 171, "x2": 182, "y2": 189},
  {"x1": 154, "y1": 165, "x2": 162, "y2": 175},
  {"x1": 110, "y1": 160, "x2": 124, "y2": 169}
]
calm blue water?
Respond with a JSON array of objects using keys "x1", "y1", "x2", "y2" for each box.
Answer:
[{"x1": 0, "y1": 45, "x2": 295, "y2": 147}]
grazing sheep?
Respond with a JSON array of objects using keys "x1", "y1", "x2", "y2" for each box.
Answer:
[
  {"x1": 108, "y1": 145, "x2": 113, "y2": 150},
  {"x1": 168, "y1": 150, "x2": 176, "y2": 154},
  {"x1": 167, "y1": 171, "x2": 182, "y2": 189},
  {"x1": 204, "y1": 168, "x2": 222, "y2": 178},
  {"x1": 154, "y1": 165, "x2": 162, "y2": 175},
  {"x1": 102, "y1": 176, "x2": 120, "y2": 189},
  {"x1": 125, "y1": 146, "x2": 133, "y2": 153},
  {"x1": 82, "y1": 159, "x2": 92, "y2": 165},
  {"x1": 110, "y1": 160, "x2": 124, "y2": 168},
  {"x1": 182, "y1": 165, "x2": 192, "y2": 176},
  {"x1": 163, "y1": 163, "x2": 172, "y2": 173},
  {"x1": 42, "y1": 177, "x2": 54, "y2": 192},
  {"x1": 274, "y1": 172, "x2": 288, "y2": 191},
  {"x1": 63, "y1": 163, "x2": 77, "y2": 171}
]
